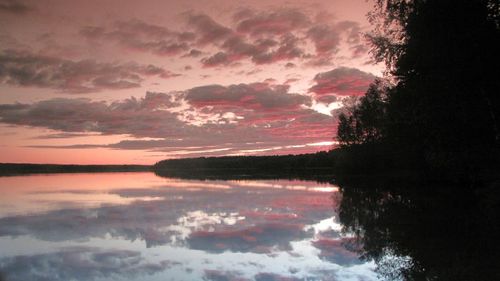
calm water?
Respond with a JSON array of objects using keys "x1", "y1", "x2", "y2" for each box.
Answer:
[{"x1": 0, "y1": 172, "x2": 378, "y2": 281}]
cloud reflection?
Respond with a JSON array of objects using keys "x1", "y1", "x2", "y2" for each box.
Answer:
[
  {"x1": 0, "y1": 174, "x2": 378, "y2": 281},
  {"x1": 0, "y1": 246, "x2": 174, "y2": 281}
]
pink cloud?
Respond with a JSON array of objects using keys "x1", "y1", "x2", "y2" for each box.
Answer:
[
  {"x1": 312, "y1": 238, "x2": 362, "y2": 265},
  {"x1": 80, "y1": 19, "x2": 194, "y2": 57},
  {"x1": 188, "y1": 222, "x2": 307, "y2": 253},
  {"x1": 309, "y1": 67, "x2": 375, "y2": 102},
  {"x1": 187, "y1": 13, "x2": 232, "y2": 45},
  {"x1": 235, "y1": 9, "x2": 310, "y2": 36},
  {"x1": 0, "y1": 80, "x2": 337, "y2": 157},
  {"x1": 0, "y1": 49, "x2": 177, "y2": 93}
]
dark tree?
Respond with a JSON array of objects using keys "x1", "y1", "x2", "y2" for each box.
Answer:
[
  {"x1": 337, "y1": 79, "x2": 390, "y2": 147},
  {"x1": 338, "y1": 0, "x2": 500, "y2": 175}
]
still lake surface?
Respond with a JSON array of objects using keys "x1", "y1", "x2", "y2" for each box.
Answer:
[{"x1": 0, "y1": 172, "x2": 377, "y2": 281}]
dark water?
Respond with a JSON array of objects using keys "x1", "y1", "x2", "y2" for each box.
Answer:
[
  {"x1": 0, "y1": 173, "x2": 375, "y2": 281},
  {"x1": 335, "y1": 175, "x2": 500, "y2": 281},
  {"x1": 0, "y1": 173, "x2": 498, "y2": 281}
]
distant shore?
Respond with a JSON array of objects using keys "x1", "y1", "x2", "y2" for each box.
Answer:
[
  {"x1": 1, "y1": 151, "x2": 337, "y2": 177},
  {"x1": 0, "y1": 163, "x2": 152, "y2": 176}
]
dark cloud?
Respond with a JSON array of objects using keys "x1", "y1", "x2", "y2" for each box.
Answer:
[
  {"x1": 80, "y1": 19, "x2": 195, "y2": 56},
  {"x1": 307, "y1": 24, "x2": 341, "y2": 55},
  {"x1": 187, "y1": 13, "x2": 232, "y2": 45},
  {"x1": 0, "y1": 81, "x2": 336, "y2": 155},
  {"x1": 30, "y1": 132, "x2": 101, "y2": 139},
  {"x1": 0, "y1": 182, "x2": 334, "y2": 246},
  {"x1": 335, "y1": 20, "x2": 363, "y2": 45},
  {"x1": 79, "y1": 26, "x2": 106, "y2": 39},
  {"x1": 183, "y1": 49, "x2": 203, "y2": 58},
  {"x1": 203, "y1": 270, "x2": 246, "y2": 281},
  {"x1": 0, "y1": 50, "x2": 178, "y2": 93},
  {"x1": 188, "y1": 222, "x2": 309, "y2": 253},
  {"x1": 76, "y1": 11, "x2": 366, "y2": 68},
  {"x1": 113, "y1": 19, "x2": 183, "y2": 40},
  {"x1": 309, "y1": 67, "x2": 375, "y2": 102},
  {"x1": 0, "y1": 247, "x2": 173, "y2": 281},
  {"x1": 201, "y1": 51, "x2": 231, "y2": 67},
  {"x1": 201, "y1": 34, "x2": 304, "y2": 67},
  {"x1": 251, "y1": 34, "x2": 304, "y2": 65},
  {"x1": 0, "y1": 92, "x2": 186, "y2": 137},
  {"x1": 350, "y1": 43, "x2": 370, "y2": 58},
  {"x1": 312, "y1": 238, "x2": 362, "y2": 266},
  {"x1": 305, "y1": 20, "x2": 368, "y2": 65},
  {"x1": 0, "y1": 175, "x2": 373, "y2": 281},
  {"x1": 254, "y1": 272, "x2": 301, "y2": 281},
  {"x1": 0, "y1": 0, "x2": 31, "y2": 14},
  {"x1": 185, "y1": 83, "x2": 309, "y2": 110},
  {"x1": 235, "y1": 9, "x2": 310, "y2": 36}
]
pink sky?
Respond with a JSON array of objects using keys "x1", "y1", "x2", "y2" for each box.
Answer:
[{"x1": 0, "y1": 0, "x2": 383, "y2": 164}]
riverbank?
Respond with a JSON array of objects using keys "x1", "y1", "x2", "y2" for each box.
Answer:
[{"x1": 0, "y1": 163, "x2": 152, "y2": 176}]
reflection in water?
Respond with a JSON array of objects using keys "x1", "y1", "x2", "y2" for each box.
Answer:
[
  {"x1": 0, "y1": 173, "x2": 377, "y2": 281},
  {"x1": 335, "y1": 176, "x2": 500, "y2": 281}
]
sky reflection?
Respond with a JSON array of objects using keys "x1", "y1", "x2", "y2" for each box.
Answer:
[{"x1": 0, "y1": 173, "x2": 378, "y2": 281}]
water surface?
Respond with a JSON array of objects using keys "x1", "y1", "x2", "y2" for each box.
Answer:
[{"x1": 0, "y1": 172, "x2": 377, "y2": 281}]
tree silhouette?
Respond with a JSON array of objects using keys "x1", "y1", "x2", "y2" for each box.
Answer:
[
  {"x1": 337, "y1": 79, "x2": 390, "y2": 147},
  {"x1": 338, "y1": 0, "x2": 500, "y2": 175}
]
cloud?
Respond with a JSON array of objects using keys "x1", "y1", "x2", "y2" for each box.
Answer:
[
  {"x1": 188, "y1": 222, "x2": 308, "y2": 253},
  {"x1": 30, "y1": 132, "x2": 102, "y2": 139},
  {"x1": 251, "y1": 34, "x2": 304, "y2": 65},
  {"x1": 305, "y1": 20, "x2": 368, "y2": 66},
  {"x1": 201, "y1": 52, "x2": 232, "y2": 67},
  {"x1": 235, "y1": 9, "x2": 310, "y2": 36},
  {"x1": 80, "y1": 19, "x2": 195, "y2": 56},
  {"x1": 203, "y1": 270, "x2": 246, "y2": 281},
  {"x1": 254, "y1": 272, "x2": 301, "y2": 281},
  {"x1": 0, "y1": 180, "x2": 335, "y2": 246},
  {"x1": 201, "y1": 34, "x2": 304, "y2": 67},
  {"x1": 335, "y1": 20, "x2": 363, "y2": 45},
  {"x1": 183, "y1": 49, "x2": 203, "y2": 58},
  {"x1": 75, "y1": 11, "x2": 366, "y2": 69},
  {"x1": 0, "y1": 50, "x2": 179, "y2": 93},
  {"x1": 185, "y1": 83, "x2": 309, "y2": 110},
  {"x1": 0, "y1": 247, "x2": 173, "y2": 281},
  {"x1": 309, "y1": 67, "x2": 375, "y2": 102},
  {"x1": 312, "y1": 238, "x2": 362, "y2": 266},
  {"x1": 0, "y1": 0, "x2": 31, "y2": 14},
  {"x1": 0, "y1": 179, "x2": 372, "y2": 280},
  {"x1": 0, "y1": 80, "x2": 337, "y2": 155},
  {"x1": 0, "y1": 92, "x2": 186, "y2": 137},
  {"x1": 187, "y1": 13, "x2": 232, "y2": 45},
  {"x1": 307, "y1": 25, "x2": 341, "y2": 55}
]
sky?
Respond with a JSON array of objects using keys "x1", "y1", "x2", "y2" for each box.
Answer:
[{"x1": 0, "y1": 0, "x2": 383, "y2": 164}]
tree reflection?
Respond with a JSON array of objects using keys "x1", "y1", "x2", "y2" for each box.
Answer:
[{"x1": 335, "y1": 176, "x2": 500, "y2": 281}]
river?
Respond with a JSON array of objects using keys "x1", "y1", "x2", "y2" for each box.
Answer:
[{"x1": 0, "y1": 172, "x2": 377, "y2": 281}]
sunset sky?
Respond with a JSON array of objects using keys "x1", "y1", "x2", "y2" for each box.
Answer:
[{"x1": 0, "y1": 0, "x2": 383, "y2": 164}]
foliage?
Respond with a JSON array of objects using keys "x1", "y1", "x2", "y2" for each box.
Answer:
[
  {"x1": 337, "y1": 0, "x2": 500, "y2": 176},
  {"x1": 337, "y1": 79, "x2": 390, "y2": 147},
  {"x1": 153, "y1": 151, "x2": 340, "y2": 181}
]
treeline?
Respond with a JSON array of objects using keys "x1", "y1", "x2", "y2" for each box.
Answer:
[
  {"x1": 0, "y1": 163, "x2": 152, "y2": 176},
  {"x1": 154, "y1": 151, "x2": 335, "y2": 172},
  {"x1": 153, "y1": 147, "x2": 407, "y2": 181},
  {"x1": 154, "y1": 150, "x2": 344, "y2": 181},
  {"x1": 336, "y1": 0, "x2": 500, "y2": 179}
]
